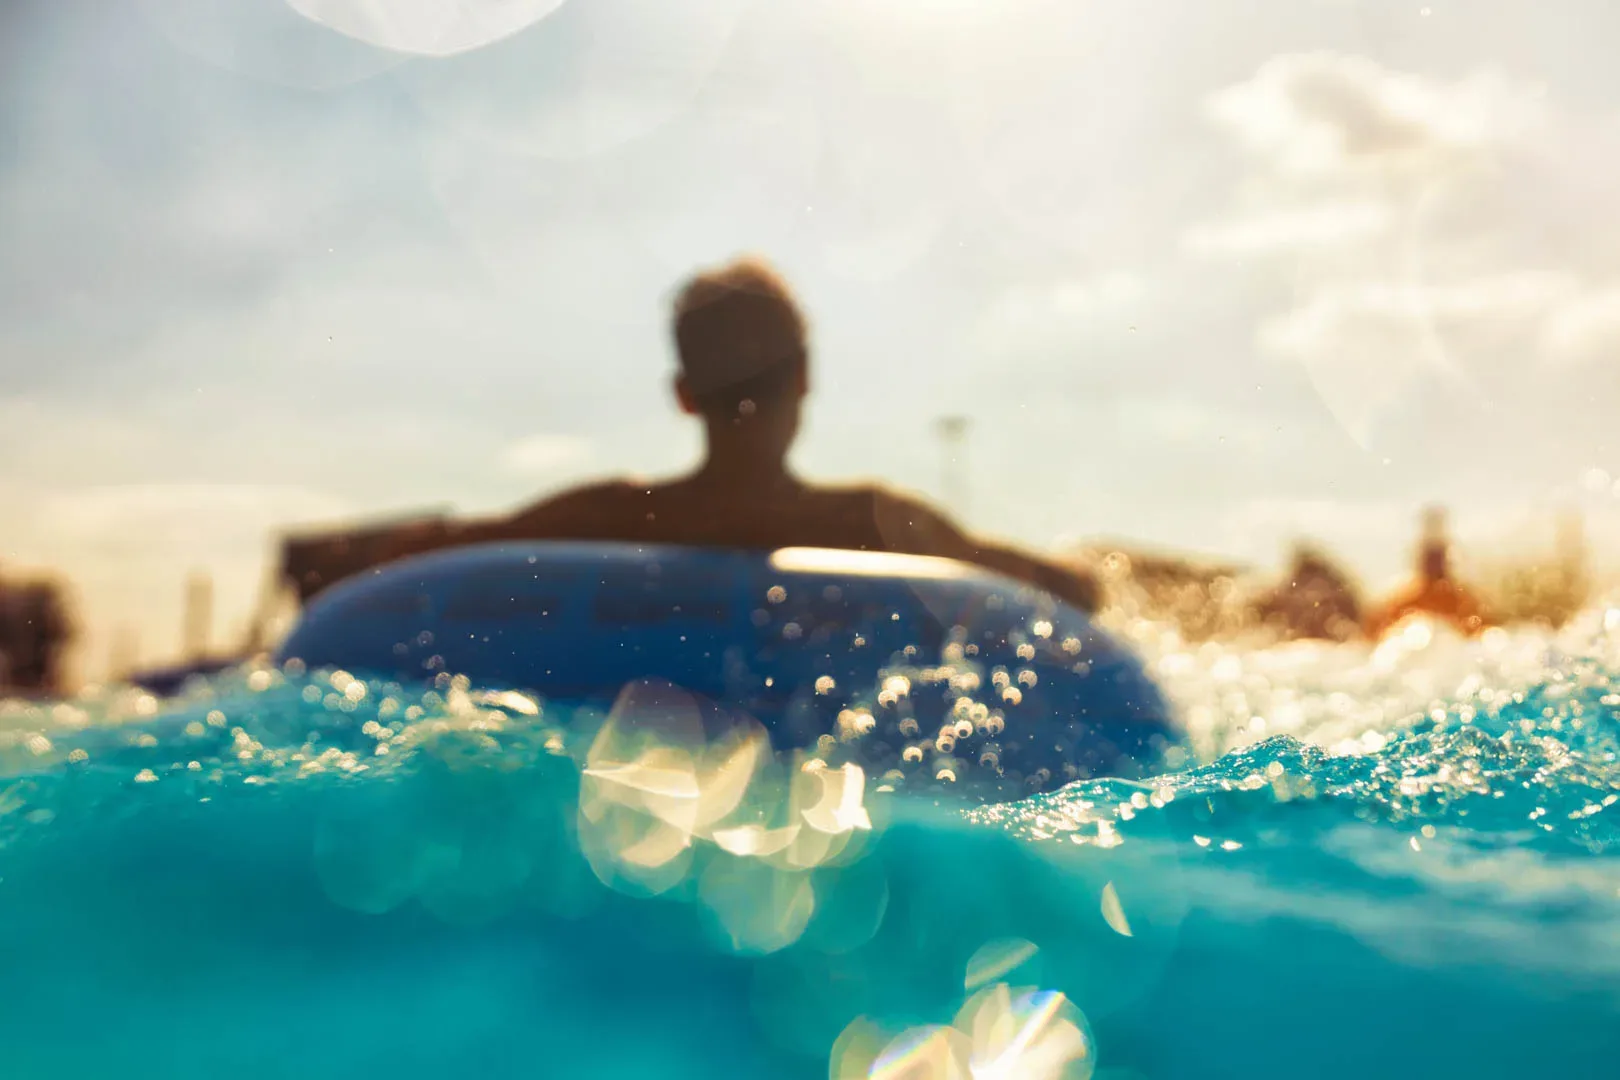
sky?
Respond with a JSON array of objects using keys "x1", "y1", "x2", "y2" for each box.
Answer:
[{"x1": 4, "y1": 0, "x2": 1620, "y2": 679}]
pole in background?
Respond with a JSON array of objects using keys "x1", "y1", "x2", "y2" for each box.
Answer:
[
  {"x1": 1554, "y1": 507, "x2": 1590, "y2": 602},
  {"x1": 182, "y1": 570, "x2": 213, "y2": 662},
  {"x1": 935, "y1": 415, "x2": 971, "y2": 522}
]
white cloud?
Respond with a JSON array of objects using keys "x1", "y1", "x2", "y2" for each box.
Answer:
[
  {"x1": 975, "y1": 272, "x2": 1145, "y2": 350},
  {"x1": 1044, "y1": 272, "x2": 1145, "y2": 315},
  {"x1": 1541, "y1": 284, "x2": 1620, "y2": 364},
  {"x1": 1114, "y1": 398, "x2": 1268, "y2": 450},
  {"x1": 499, "y1": 433, "x2": 592, "y2": 475},
  {"x1": 1193, "y1": 52, "x2": 1620, "y2": 447},
  {"x1": 1206, "y1": 52, "x2": 1543, "y2": 177},
  {"x1": 287, "y1": 0, "x2": 566, "y2": 58},
  {"x1": 0, "y1": 33, "x2": 431, "y2": 353},
  {"x1": 1183, "y1": 201, "x2": 1392, "y2": 256},
  {"x1": 31, "y1": 483, "x2": 348, "y2": 552},
  {"x1": 135, "y1": 0, "x2": 405, "y2": 91},
  {"x1": 1255, "y1": 272, "x2": 1580, "y2": 441},
  {"x1": 4, "y1": 483, "x2": 351, "y2": 682},
  {"x1": 402, "y1": 0, "x2": 750, "y2": 160}
]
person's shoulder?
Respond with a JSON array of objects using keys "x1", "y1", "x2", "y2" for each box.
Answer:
[
  {"x1": 512, "y1": 478, "x2": 645, "y2": 523},
  {"x1": 858, "y1": 483, "x2": 958, "y2": 529},
  {"x1": 814, "y1": 479, "x2": 934, "y2": 510},
  {"x1": 552, "y1": 478, "x2": 645, "y2": 503},
  {"x1": 800, "y1": 480, "x2": 943, "y2": 523},
  {"x1": 828, "y1": 482, "x2": 967, "y2": 553},
  {"x1": 803, "y1": 479, "x2": 878, "y2": 503}
]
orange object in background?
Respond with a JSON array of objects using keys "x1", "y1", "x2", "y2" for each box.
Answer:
[{"x1": 1365, "y1": 507, "x2": 1490, "y2": 639}]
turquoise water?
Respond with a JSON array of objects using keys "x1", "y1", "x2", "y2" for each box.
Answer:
[{"x1": 2, "y1": 610, "x2": 1618, "y2": 1078}]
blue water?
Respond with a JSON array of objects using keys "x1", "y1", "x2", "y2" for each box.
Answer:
[{"x1": 1, "y1": 611, "x2": 1618, "y2": 1078}]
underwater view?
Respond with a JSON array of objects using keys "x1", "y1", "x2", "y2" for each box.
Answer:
[{"x1": 2, "y1": 603, "x2": 1616, "y2": 1079}]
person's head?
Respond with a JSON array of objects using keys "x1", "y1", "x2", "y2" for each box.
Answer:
[
  {"x1": 1419, "y1": 506, "x2": 1450, "y2": 581},
  {"x1": 1291, "y1": 542, "x2": 1327, "y2": 576},
  {"x1": 670, "y1": 257, "x2": 809, "y2": 457}
]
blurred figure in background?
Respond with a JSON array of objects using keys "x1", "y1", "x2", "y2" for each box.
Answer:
[
  {"x1": 1254, "y1": 542, "x2": 1363, "y2": 642},
  {"x1": 384, "y1": 257, "x2": 1100, "y2": 611},
  {"x1": 0, "y1": 570, "x2": 76, "y2": 696},
  {"x1": 1365, "y1": 507, "x2": 1489, "y2": 639}
]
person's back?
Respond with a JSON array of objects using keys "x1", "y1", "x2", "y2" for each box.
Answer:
[
  {"x1": 389, "y1": 257, "x2": 1099, "y2": 611},
  {"x1": 1365, "y1": 508, "x2": 1487, "y2": 639},
  {"x1": 489, "y1": 478, "x2": 888, "y2": 551}
]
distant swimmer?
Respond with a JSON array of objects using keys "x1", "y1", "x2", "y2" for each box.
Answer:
[
  {"x1": 0, "y1": 570, "x2": 75, "y2": 696},
  {"x1": 1365, "y1": 507, "x2": 1488, "y2": 639},
  {"x1": 388, "y1": 257, "x2": 1100, "y2": 611},
  {"x1": 1254, "y1": 543, "x2": 1362, "y2": 643}
]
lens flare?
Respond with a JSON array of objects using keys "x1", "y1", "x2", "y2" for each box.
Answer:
[
  {"x1": 287, "y1": 0, "x2": 566, "y2": 57},
  {"x1": 964, "y1": 938, "x2": 1041, "y2": 992},
  {"x1": 698, "y1": 853, "x2": 817, "y2": 955},
  {"x1": 955, "y1": 984, "x2": 1095, "y2": 1080},
  {"x1": 869, "y1": 1025, "x2": 972, "y2": 1080},
  {"x1": 1099, "y1": 881, "x2": 1133, "y2": 938}
]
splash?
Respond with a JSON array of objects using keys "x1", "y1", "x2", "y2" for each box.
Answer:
[{"x1": 0, "y1": 605, "x2": 1618, "y2": 1077}]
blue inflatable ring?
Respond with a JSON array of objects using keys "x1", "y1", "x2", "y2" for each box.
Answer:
[{"x1": 277, "y1": 543, "x2": 1179, "y2": 792}]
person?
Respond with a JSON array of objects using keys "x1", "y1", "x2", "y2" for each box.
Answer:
[
  {"x1": 387, "y1": 257, "x2": 1100, "y2": 611},
  {"x1": 0, "y1": 571, "x2": 75, "y2": 696},
  {"x1": 1364, "y1": 507, "x2": 1488, "y2": 639},
  {"x1": 1253, "y1": 542, "x2": 1362, "y2": 642}
]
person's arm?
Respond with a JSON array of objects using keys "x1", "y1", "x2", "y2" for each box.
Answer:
[
  {"x1": 961, "y1": 540, "x2": 1103, "y2": 613},
  {"x1": 379, "y1": 483, "x2": 630, "y2": 563},
  {"x1": 873, "y1": 492, "x2": 1102, "y2": 613},
  {"x1": 379, "y1": 515, "x2": 507, "y2": 562}
]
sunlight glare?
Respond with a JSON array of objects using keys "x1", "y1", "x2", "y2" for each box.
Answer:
[{"x1": 287, "y1": 0, "x2": 567, "y2": 57}]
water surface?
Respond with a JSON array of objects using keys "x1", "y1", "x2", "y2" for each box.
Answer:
[{"x1": 1, "y1": 610, "x2": 1616, "y2": 1078}]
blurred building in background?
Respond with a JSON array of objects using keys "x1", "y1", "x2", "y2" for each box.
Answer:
[
  {"x1": 274, "y1": 508, "x2": 452, "y2": 606},
  {"x1": 182, "y1": 570, "x2": 213, "y2": 662},
  {"x1": 111, "y1": 498, "x2": 1608, "y2": 698},
  {"x1": 0, "y1": 567, "x2": 76, "y2": 697},
  {"x1": 122, "y1": 509, "x2": 449, "y2": 696},
  {"x1": 1067, "y1": 539, "x2": 1253, "y2": 641},
  {"x1": 1473, "y1": 508, "x2": 1593, "y2": 629}
]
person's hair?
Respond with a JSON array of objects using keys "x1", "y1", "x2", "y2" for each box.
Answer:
[{"x1": 672, "y1": 257, "x2": 807, "y2": 413}]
